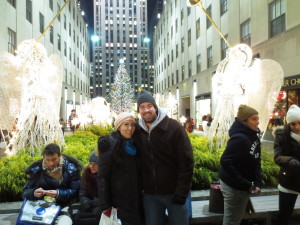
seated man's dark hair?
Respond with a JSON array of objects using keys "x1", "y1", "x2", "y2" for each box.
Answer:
[{"x1": 43, "y1": 143, "x2": 61, "y2": 156}]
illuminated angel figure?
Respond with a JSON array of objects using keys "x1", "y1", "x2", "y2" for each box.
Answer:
[
  {"x1": 0, "y1": 39, "x2": 64, "y2": 155},
  {"x1": 207, "y1": 44, "x2": 284, "y2": 148}
]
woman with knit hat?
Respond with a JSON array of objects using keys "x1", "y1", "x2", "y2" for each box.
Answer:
[
  {"x1": 219, "y1": 104, "x2": 262, "y2": 225},
  {"x1": 97, "y1": 112, "x2": 143, "y2": 225},
  {"x1": 74, "y1": 151, "x2": 100, "y2": 225},
  {"x1": 274, "y1": 104, "x2": 300, "y2": 225}
]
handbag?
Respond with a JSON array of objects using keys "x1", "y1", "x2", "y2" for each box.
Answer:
[
  {"x1": 16, "y1": 199, "x2": 62, "y2": 225},
  {"x1": 99, "y1": 207, "x2": 122, "y2": 225}
]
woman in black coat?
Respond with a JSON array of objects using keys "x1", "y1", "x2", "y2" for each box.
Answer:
[
  {"x1": 274, "y1": 104, "x2": 300, "y2": 225},
  {"x1": 97, "y1": 112, "x2": 143, "y2": 225}
]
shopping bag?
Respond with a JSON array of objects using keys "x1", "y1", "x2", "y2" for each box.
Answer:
[
  {"x1": 16, "y1": 199, "x2": 62, "y2": 225},
  {"x1": 99, "y1": 207, "x2": 122, "y2": 225}
]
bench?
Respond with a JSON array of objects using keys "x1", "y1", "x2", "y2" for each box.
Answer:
[{"x1": 190, "y1": 195, "x2": 300, "y2": 225}]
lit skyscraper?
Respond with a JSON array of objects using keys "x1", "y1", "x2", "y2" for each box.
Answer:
[{"x1": 91, "y1": 0, "x2": 152, "y2": 98}]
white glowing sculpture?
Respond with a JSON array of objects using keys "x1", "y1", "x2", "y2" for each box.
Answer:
[
  {"x1": 90, "y1": 97, "x2": 112, "y2": 125},
  {"x1": 0, "y1": 52, "x2": 22, "y2": 132},
  {"x1": 1, "y1": 39, "x2": 64, "y2": 155},
  {"x1": 76, "y1": 102, "x2": 92, "y2": 127},
  {"x1": 208, "y1": 44, "x2": 284, "y2": 148}
]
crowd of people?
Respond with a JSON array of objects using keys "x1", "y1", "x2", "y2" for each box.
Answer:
[{"x1": 17, "y1": 90, "x2": 300, "y2": 225}]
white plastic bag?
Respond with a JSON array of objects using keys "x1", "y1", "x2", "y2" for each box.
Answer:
[{"x1": 99, "y1": 207, "x2": 122, "y2": 225}]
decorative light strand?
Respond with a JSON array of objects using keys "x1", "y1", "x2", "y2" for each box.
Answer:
[
  {"x1": 36, "y1": 0, "x2": 71, "y2": 45},
  {"x1": 190, "y1": 0, "x2": 232, "y2": 48}
]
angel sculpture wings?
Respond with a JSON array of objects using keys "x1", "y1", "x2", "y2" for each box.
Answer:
[
  {"x1": 207, "y1": 44, "x2": 284, "y2": 148},
  {"x1": 0, "y1": 39, "x2": 64, "y2": 155}
]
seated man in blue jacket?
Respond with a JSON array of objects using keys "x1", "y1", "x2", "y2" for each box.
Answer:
[{"x1": 22, "y1": 143, "x2": 82, "y2": 225}]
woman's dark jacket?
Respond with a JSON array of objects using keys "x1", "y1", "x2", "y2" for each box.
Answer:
[
  {"x1": 79, "y1": 167, "x2": 100, "y2": 214},
  {"x1": 274, "y1": 126, "x2": 300, "y2": 192},
  {"x1": 23, "y1": 154, "x2": 82, "y2": 206},
  {"x1": 97, "y1": 131, "x2": 143, "y2": 225},
  {"x1": 219, "y1": 118, "x2": 262, "y2": 191}
]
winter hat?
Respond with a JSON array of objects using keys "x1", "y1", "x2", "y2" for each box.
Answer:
[
  {"x1": 89, "y1": 151, "x2": 99, "y2": 163},
  {"x1": 114, "y1": 112, "x2": 135, "y2": 129},
  {"x1": 286, "y1": 104, "x2": 300, "y2": 124},
  {"x1": 237, "y1": 104, "x2": 258, "y2": 121},
  {"x1": 137, "y1": 90, "x2": 157, "y2": 111}
]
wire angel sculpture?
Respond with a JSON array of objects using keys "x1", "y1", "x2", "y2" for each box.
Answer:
[
  {"x1": 207, "y1": 44, "x2": 284, "y2": 148},
  {"x1": 0, "y1": 39, "x2": 64, "y2": 155}
]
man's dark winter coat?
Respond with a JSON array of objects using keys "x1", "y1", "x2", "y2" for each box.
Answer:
[
  {"x1": 23, "y1": 154, "x2": 82, "y2": 206},
  {"x1": 135, "y1": 115, "x2": 194, "y2": 199}
]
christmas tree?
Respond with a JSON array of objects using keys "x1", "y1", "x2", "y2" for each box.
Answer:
[{"x1": 110, "y1": 64, "x2": 134, "y2": 113}]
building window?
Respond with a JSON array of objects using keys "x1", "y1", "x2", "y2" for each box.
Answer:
[
  {"x1": 8, "y1": 0, "x2": 16, "y2": 8},
  {"x1": 49, "y1": 0, "x2": 53, "y2": 10},
  {"x1": 57, "y1": 4, "x2": 61, "y2": 21},
  {"x1": 196, "y1": 18, "x2": 200, "y2": 39},
  {"x1": 50, "y1": 26, "x2": 53, "y2": 43},
  {"x1": 175, "y1": 18, "x2": 178, "y2": 32},
  {"x1": 64, "y1": 14, "x2": 67, "y2": 30},
  {"x1": 8, "y1": 28, "x2": 16, "y2": 55},
  {"x1": 188, "y1": 61, "x2": 192, "y2": 77},
  {"x1": 221, "y1": 35, "x2": 228, "y2": 60},
  {"x1": 181, "y1": 37, "x2": 184, "y2": 53},
  {"x1": 57, "y1": 34, "x2": 61, "y2": 51},
  {"x1": 39, "y1": 12, "x2": 44, "y2": 33},
  {"x1": 196, "y1": 54, "x2": 201, "y2": 73},
  {"x1": 220, "y1": 0, "x2": 228, "y2": 16},
  {"x1": 69, "y1": 48, "x2": 72, "y2": 61},
  {"x1": 181, "y1": 9, "x2": 184, "y2": 26},
  {"x1": 207, "y1": 46, "x2": 213, "y2": 68},
  {"x1": 176, "y1": 44, "x2": 178, "y2": 58},
  {"x1": 176, "y1": 70, "x2": 179, "y2": 83},
  {"x1": 269, "y1": 0, "x2": 285, "y2": 37},
  {"x1": 26, "y1": 0, "x2": 32, "y2": 23},
  {"x1": 187, "y1": 6, "x2": 191, "y2": 16},
  {"x1": 188, "y1": 29, "x2": 191, "y2": 47},
  {"x1": 206, "y1": 5, "x2": 212, "y2": 29},
  {"x1": 241, "y1": 19, "x2": 251, "y2": 46},
  {"x1": 182, "y1": 66, "x2": 185, "y2": 81},
  {"x1": 64, "y1": 41, "x2": 67, "y2": 56}
]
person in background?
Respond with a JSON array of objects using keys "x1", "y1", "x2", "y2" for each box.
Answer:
[
  {"x1": 274, "y1": 104, "x2": 300, "y2": 225},
  {"x1": 22, "y1": 143, "x2": 82, "y2": 225},
  {"x1": 185, "y1": 117, "x2": 193, "y2": 133},
  {"x1": 74, "y1": 151, "x2": 101, "y2": 225},
  {"x1": 219, "y1": 104, "x2": 262, "y2": 225},
  {"x1": 135, "y1": 90, "x2": 194, "y2": 225},
  {"x1": 69, "y1": 109, "x2": 80, "y2": 133},
  {"x1": 59, "y1": 117, "x2": 66, "y2": 134},
  {"x1": 97, "y1": 112, "x2": 143, "y2": 225},
  {"x1": 202, "y1": 115, "x2": 208, "y2": 132},
  {"x1": 191, "y1": 118, "x2": 195, "y2": 131}
]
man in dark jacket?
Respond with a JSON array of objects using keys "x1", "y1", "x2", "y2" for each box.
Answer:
[
  {"x1": 135, "y1": 90, "x2": 194, "y2": 225},
  {"x1": 219, "y1": 104, "x2": 262, "y2": 225},
  {"x1": 22, "y1": 143, "x2": 82, "y2": 225}
]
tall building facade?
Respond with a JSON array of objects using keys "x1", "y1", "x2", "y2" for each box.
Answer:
[
  {"x1": 92, "y1": 0, "x2": 152, "y2": 98},
  {"x1": 0, "y1": 0, "x2": 91, "y2": 120},
  {"x1": 153, "y1": 0, "x2": 300, "y2": 128}
]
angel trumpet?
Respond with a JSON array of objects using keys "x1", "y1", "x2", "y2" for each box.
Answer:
[{"x1": 189, "y1": 0, "x2": 201, "y2": 5}]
